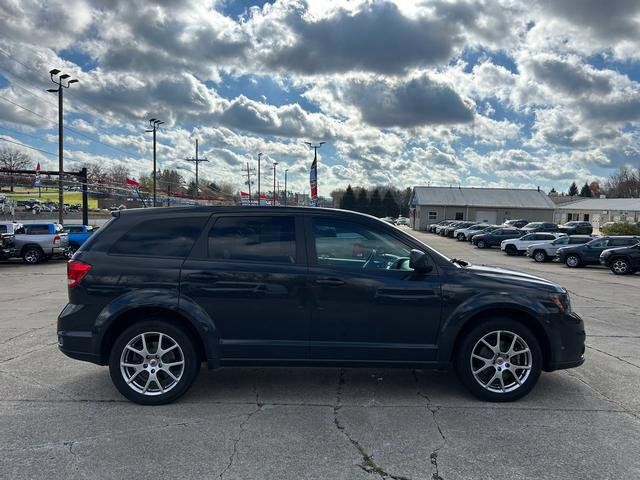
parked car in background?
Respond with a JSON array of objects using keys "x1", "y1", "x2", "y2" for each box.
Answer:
[
  {"x1": 434, "y1": 221, "x2": 455, "y2": 234},
  {"x1": 502, "y1": 219, "x2": 529, "y2": 229},
  {"x1": 526, "y1": 235, "x2": 592, "y2": 262},
  {"x1": 64, "y1": 225, "x2": 96, "y2": 259},
  {"x1": 520, "y1": 222, "x2": 560, "y2": 234},
  {"x1": 600, "y1": 242, "x2": 640, "y2": 275},
  {"x1": 472, "y1": 228, "x2": 522, "y2": 249},
  {"x1": 58, "y1": 206, "x2": 585, "y2": 405},
  {"x1": 3, "y1": 221, "x2": 69, "y2": 264},
  {"x1": 0, "y1": 222, "x2": 17, "y2": 260},
  {"x1": 454, "y1": 223, "x2": 489, "y2": 241},
  {"x1": 381, "y1": 216, "x2": 396, "y2": 225},
  {"x1": 501, "y1": 233, "x2": 566, "y2": 256},
  {"x1": 443, "y1": 221, "x2": 475, "y2": 238},
  {"x1": 558, "y1": 221, "x2": 593, "y2": 235},
  {"x1": 396, "y1": 216, "x2": 410, "y2": 226},
  {"x1": 557, "y1": 236, "x2": 640, "y2": 268},
  {"x1": 467, "y1": 225, "x2": 500, "y2": 242}
]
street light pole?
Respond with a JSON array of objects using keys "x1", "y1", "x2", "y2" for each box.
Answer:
[
  {"x1": 146, "y1": 118, "x2": 164, "y2": 207},
  {"x1": 272, "y1": 161, "x2": 278, "y2": 205},
  {"x1": 47, "y1": 69, "x2": 78, "y2": 224},
  {"x1": 284, "y1": 169, "x2": 288, "y2": 206}
]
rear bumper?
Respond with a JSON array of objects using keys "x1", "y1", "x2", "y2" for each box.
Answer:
[
  {"x1": 0, "y1": 247, "x2": 15, "y2": 259},
  {"x1": 57, "y1": 303, "x2": 103, "y2": 365}
]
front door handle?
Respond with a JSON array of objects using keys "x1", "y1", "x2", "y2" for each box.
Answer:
[{"x1": 316, "y1": 277, "x2": 345, "y2": 286}]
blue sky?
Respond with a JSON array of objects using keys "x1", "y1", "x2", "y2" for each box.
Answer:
[{"x1": 0, "y1": 0, "x2": 639, "y2": 196}]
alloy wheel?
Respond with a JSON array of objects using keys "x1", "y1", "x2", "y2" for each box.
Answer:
[
  {"x1": 477, "y1": 240, "x2": 486, "y2": 249},
  {"x1": 120, "y1": 331, "x2": 185, "y2": 396},
  {"x1": 611, "y1": 259, "x2": 629, "y2": 275},
  {"x1": 470, "y1": 330, "x2": 532, "y2": 394},
  {"x1": 566, "y1": 255, "x2": 580, "y2": 267},
  {"x1": 23, "y1": 249, "x2": 41, "y2": 264},
  {"x1": 533, "y1": 251, "x2": 546, "y2": 262}
]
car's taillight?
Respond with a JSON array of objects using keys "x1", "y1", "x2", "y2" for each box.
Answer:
[
  {"x1": 67, "y1": 260, "x2": 91, "y2": 288},
  {"x1": 54, "y1": 235, "x2": 61, "y2": 245}
]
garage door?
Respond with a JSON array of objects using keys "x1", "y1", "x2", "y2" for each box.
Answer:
[{"x1": 476, "y1": 211, "x2": 497, "y2": 224}]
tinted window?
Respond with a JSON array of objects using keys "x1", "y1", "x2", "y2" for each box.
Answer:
[
  {"x1": 610, "y1": 237, "x2": 637, "y2": 247},
  {"x1": 0, "y1": 225, "x2": 7, "y2": 233},
  {"x1": 520, "y1": 234, "x2": 535, "y2": 240},
  {"x1": 569, "y1": 237, "x2": 589, "y2": 244},
  {"x1": 589, "y1": 238, "x2": 609, "y2": 248},
  {"x1": 65, "y1": 226, "x2": 84, "y2": 233},
  {"x1": 24, "y1": 225, "x2": 50, "y2": 235},
  {"x1": 313, "y1": 217, "x2": 412, "y2": 270},
  {"x1": 539, "y1": 234, "x2": 556, "y2": 240},
  {"x1": 208, "y1": 216, "x2": 296, "y2": 264},
  {"x1": 110, "y1": 216, "x2": 207, "y2": 257},
  {"x1": 553, "y1": 237, "x2": 569, "y2": 245}
]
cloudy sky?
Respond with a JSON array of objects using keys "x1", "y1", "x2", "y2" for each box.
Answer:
[{"x1": 1, "y1": 0, "x2": 639, "y2": 196}]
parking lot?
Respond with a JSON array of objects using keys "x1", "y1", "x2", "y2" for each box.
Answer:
[{"x1": 1, "y1": 229, "x2": 639, "y2": 480}]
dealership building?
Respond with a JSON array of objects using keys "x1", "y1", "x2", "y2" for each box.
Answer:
[
  {"x1": 554, "y1": 197, "x2": 640, "y2": 228},
  {"x1": 409, "y1": 186, "x2": 556, "y2": 231}
]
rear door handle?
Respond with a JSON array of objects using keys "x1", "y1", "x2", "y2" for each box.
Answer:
[
  {"x1": 186, "y1": 272, "x2": 219, "y2": 281},
  {"x1": 316, "y1": 277, "x2": 345, "y2": 286}
]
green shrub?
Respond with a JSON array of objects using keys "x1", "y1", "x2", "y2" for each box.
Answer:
[{"x1": 601, "y1": 222, "x2": 640, "y2": 236}]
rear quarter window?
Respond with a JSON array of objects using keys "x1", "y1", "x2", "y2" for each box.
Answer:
[{"x1": 109, "y1": 216, "x2": 208, "y2": 258}]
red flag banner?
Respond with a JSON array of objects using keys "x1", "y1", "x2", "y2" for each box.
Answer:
[
  {"x1": 35, "y1": 162, "x2": 41, "y2": 172},
  {"x1": 126, "y1": 178, "x2": 140, "y2": 187},
  {"x1": 310, "y1": 150, "x2": 318, "y2": 206}
]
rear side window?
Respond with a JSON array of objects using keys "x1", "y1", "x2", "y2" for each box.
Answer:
[
  {"x1": 24, "y1": 225, "x2": 50, "y2": 235},
  {"x1": 610, "y1": 237, "x2": 637, "y2": 247},
  {"x1": 208, "y1": 216, "x2": 296, "y2": 264},
  {"x1": 109, "y1": 216, "x2": 207, "y2": 258},
  {"x1": 0, "y1": 225, "x2": 7, "y2": 233},
  {"x1": 569, "y1": 237, "x2": 588, "y2": 244}
]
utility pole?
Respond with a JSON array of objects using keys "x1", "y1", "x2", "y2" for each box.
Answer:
[
  {"x1": 47, "y1": 69, "x2": 78, "y2": 224},
  {"x1": 185, "y1": 138, "x2": 209, "y2": 197},
  {"x1": 257, "y1": 152, "x2": 262, "y2": 204},
  {"x1": 272, "y1": 161, "x2": 278, "y2": 205},
  {"x1": 245, "y1": 162, "x2": 255, "y2": 201},
  {"x1": 284, "y1": 169, "x2": 288, "y2": 206},
  {"x1": 146, "y1": 118, "x2": 164, "y2": 207}
]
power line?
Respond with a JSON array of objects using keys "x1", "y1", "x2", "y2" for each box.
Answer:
[
  {"x1": 0, "y1": 125, "x2": 55, "y2": 144},
  {"x1": 0, "y1": 136, "x2": 57, "y2": 157}
]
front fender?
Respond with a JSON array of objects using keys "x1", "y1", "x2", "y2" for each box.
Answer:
[
  {"x1": 93, "y1": 289, "x2": 220, "y2": 368},
  {"x1": 436, "y1": 292, "x2": 550, "y2": 365}
]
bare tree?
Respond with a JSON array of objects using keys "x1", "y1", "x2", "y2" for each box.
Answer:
[
  {"x1": 107, "y1": 165, "x2": 130, "y2": 186},
  {"x1": 603, "y1": 167, "x2": 640, "y2": 198},
  {"x1": 0, "y1": 148, "x2": 31, "y2": 192}
]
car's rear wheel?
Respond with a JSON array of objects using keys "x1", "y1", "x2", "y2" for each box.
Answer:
[
  {"x1": 109, "y1": 320, "x2": 200, "y2": 405},
  {"x1": 565, "y1": 254, "x2": 581, "y2": 268},
  {"x1": 610, "y1": 258, "x2": 631, "y2": 275},
  {"x1": 455, "y1": 318, "x2": 542, "y2": 402},
  {"x1": 476, "y1": 240, "x2": 487, "y2": 249},
  {"x1": 505, "y1": 245, "x2": 517, "y2": 256},
  {"x1": 22, "y1": 247, "x2": 43, "y2": 264},
  {"x1": 533, "y1": 250, "x2": 547, "y2": 262}
]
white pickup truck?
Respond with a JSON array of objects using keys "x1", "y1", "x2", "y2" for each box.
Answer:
[{"x1": 0, "y1": 221, "x2": 69, "y2": 264}]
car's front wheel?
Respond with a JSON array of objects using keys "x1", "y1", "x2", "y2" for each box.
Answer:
[
  {"x1": 109, "y1": 320, "x2": 200, "y2": 405},
  {"x1": 457, "y1": 233, "x2": 465, "y2": 241},
  {"x1": 532, "y1": 250, "x2": 547, "y2": 262},
  {"x1": 455, "y1": 318, "x2": 542, "y2": 402},
  {"x1": 476, "y1": 240, "x2": 487, "y2": 249},
  {"x1": 505, "y1": 244, "x2": 517, "y2": 256},
  {"x1": 610, "y1": 258, "x2": 631, "y2": 275},
  {"x1": 565, "y1": 254, "x2": 581, "y2": 268}
]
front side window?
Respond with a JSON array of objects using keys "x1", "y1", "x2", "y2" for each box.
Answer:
[
  {"x1": 208, "y1": 216, "x2": 296, "y2": 264},
  {"x1": 553, "y1": 237, "x2": 569, "y2": 245},
  {"x1": 110, "y1": 216, "x2": 207, "y2": 258},
  {"x1": 520, "y1": 234, "x2": 535, "y2": 241},
  {"x1": 589, "y1": 238, "x2": 609, "y2": 248},
  {"x1": 313, "y1": 217, "x2": 412, "y2": 270}
]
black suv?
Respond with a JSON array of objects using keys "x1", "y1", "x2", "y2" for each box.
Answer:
[
  {"x1": 558, "y1": 221, "x2": 593, "y2": 235},
  {"x1": 557, "y1": 236, "x2": 640, "y2": 268},
  {"x1": 600, "y1": 242, "x2": 640, "y2": 275},
  {"x1": 471, "y1": 227, "x2": 522, "y2": 248},
  {"x1": 58, "y1": 207, "x2": 585, "y2": 405},
  {"x1": 503, "y1": 219, "x2": 529, "y2": 229},
  {"x1": 520, "y1": 222, "x2": 559, "y2": 234}
]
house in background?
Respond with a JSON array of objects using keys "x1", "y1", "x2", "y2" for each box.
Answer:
[
  {"x1": 554, "y1": 197, "x2": 640, "y2": 228},
  {"x1": 408, "y1": 186, "x2": 556, "y2": 231}
]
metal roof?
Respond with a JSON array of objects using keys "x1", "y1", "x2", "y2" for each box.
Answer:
[
  {"x1": 557, "y1": 198, "x2": 640, "y2": 211},
  {"x1": 410, "y1": 186, "x2": 556, "y2": 209}
]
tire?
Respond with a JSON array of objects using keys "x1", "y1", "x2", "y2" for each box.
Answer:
[
  {"x1": 65, "y1": 245, "x2": 78, "y2": 259},
  {"x1": 455, "y1": 317, "x2": 542, "y2": 402},
  {"x1": 505, "y1": 245, "x2": 517, "y2": 256},
  {"x1": 565, "y1": 254, "x2": 581, "y2": 268},
  {"x1": 532, "y1": 250, "x2": 547, "y2": 263},
  {"x1": 22, "y1": 247, "x2": 43, "y2": 264},
  {"x1": 109, "y1": 320, "x2": 201, "y2": 405},
  {"x1": 476, "y1": 240, "x2": 487, "y2": 249},
  {"x1": 610, "y1": 258, "x2": 631, "y2": 275},
  {"x1": 457, "y1": 233, "x2": 465, "y2": 241}
]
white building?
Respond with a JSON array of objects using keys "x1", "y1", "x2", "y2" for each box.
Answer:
[{"x1": 554, "y1": 198, "x2": 640, "y2": 228}]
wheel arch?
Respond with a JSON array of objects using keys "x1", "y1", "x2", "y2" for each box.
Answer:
[
  {"x1": 20, "y1": 243, "x2": 44, "y2": 255},
  {"x1": 446, "y1": 307, "x2": 553, "y2": 371}
]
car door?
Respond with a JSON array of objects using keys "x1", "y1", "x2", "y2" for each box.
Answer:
[
  {"x1": 306, "y1": 214, "x2": 442, "y2": 363},
  {"x1": 584, "y1": 238, "x2": 611, "y2": 262},
  {"x1": 180, "y1": 213, "x2": 310, "y2": 361}
]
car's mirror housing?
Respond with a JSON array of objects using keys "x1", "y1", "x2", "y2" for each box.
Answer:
[{"x1": 409, "y1": 249, "x2": 433, "y2": 273}]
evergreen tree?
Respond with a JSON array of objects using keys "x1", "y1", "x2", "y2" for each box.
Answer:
[
  {"x1": 340, "y1": 184, "x2": 356, "y2": 210},
  {"x1": 186, "y1": 179, "x2": 198, "y2": 196},
  {"x1": 579, "y1": 182, "x2": 592, "y2": 197},
  {"x1": 369, "y1": 188, "x2": 382, "y2": 217},
  {"x1": 382, "y1": 189, "x2": 399, "y2": 217},
  {"x1": 355, "y1": 188, "x2": 369, "y2": 213},
  {"x1": 399, "y1": 187, "x2": 412, "y2": 216},
  {"x1": 568, "y1": 181, "x2": 579, "y2": 196}
]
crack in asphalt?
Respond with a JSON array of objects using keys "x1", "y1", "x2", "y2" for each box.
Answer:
[
  {"x1": 585, "y1": 344, "x2": 640, "y2": 369},
  {"x1": 218, "y1": 384, "x2": 263, "y2": 480},
  {"x1": 412, "y1": 370, "x2": 446, "y2": 480},
  {"x1": 0, "y1": 323, "x2": 55, "y2": 345},
  {"x1": 0, "y1": 342, "x2": 57, "y2": 364},
  {"x1": 333, "y1": 369, "x2": 413, "y2": 480}
]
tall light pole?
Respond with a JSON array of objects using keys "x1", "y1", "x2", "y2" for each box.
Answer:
[
  {"x1": 272, "y1": 161, "x2": 278, "y2": 205},
  {"x1": 146, "y1": 118, "x2": 164, "y2": 206},
  {"x1": 185, "y1": 138, "x2": 208, "y2": 197},
  {"x1": 257, "y1": 152, "x2": 262, "y2": 204},
  {"x1": 47, "y1": 69, "x2": 78, "y2": 224},
  {"x1": 284, "y1": 168, "x2": 288, "y2": 206}
]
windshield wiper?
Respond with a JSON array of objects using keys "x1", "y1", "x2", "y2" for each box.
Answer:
[{"x1": 450, "y1": 258, "x2": 469, "y2": 267}]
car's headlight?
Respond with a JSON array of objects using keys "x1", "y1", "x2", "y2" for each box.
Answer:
[{"x1": 549, "y1": 292, "x2": 571, "y2": 312}]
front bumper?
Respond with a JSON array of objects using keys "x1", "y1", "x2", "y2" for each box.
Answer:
[{"x1": 546, "y1": 311, "x2": 586, "y2": 371}]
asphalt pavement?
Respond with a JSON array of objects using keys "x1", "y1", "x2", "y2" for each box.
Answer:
[{"x1": 1, "y1": 228, "x2": 639, "y2": 479}]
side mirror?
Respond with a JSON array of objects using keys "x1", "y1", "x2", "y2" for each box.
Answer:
[{"x1": 409, "y1": 249, "x2": 433, "y2": 273}]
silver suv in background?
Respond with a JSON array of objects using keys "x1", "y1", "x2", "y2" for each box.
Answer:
[
  {"x1": 526, "y1": 235, "x2": 593, "y2": 262},
  {"x1": 0, "y1": 221, "x2": 69, "y2": 264}
]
